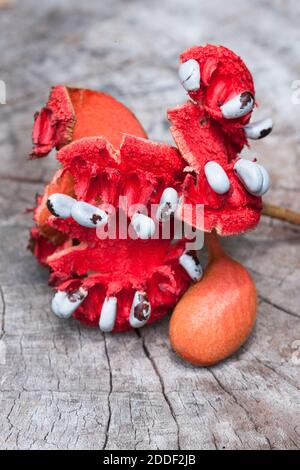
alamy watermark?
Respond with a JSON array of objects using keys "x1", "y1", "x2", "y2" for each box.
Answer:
[{"x1": 94, "y1": 198, "x2": 205, "y2": 251}]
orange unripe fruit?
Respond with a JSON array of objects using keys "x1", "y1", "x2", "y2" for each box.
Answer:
[{"x1": 169, "y1": 233, "x2": 257, "y2": 366}]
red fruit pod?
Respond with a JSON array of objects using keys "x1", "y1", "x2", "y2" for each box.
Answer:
[
  {"x1": 178, "y1": 44, "x2": 255, "y2": 155},
  {"x1": 29, "y1": 96, "x2": 199, "y2": 332},
  {"x1": 29, "y1": 43, "x2": 271, "y2": 333},
  {"x1": 46, "y1": 237, "x2": 192, "y2": 331},
  {"x1": 30, "y1": 86, "x2": 147, "y2": 158},
  {"x1": 168, "y1": 102, "x2": 262, "y2": 235},
  {"x1": 170, "y1": 44, "x2": 271, "y2": 236},
  {"x1": 30, "y1": 86, "x2": 75, "y2": 158}
]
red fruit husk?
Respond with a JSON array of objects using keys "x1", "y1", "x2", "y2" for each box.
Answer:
[
  {"x1": 168, "y1": 44, "x2": 262, "y2": 235},
  {"x1": 168, "y1": 102, "x2": 261, "y2": 235},
  {"x1": 179, "y1": 44, "x2": 255, "y2": 155},
  {"x1": 31, "y1": 86, "x2": 75, "y2": 158},
  {"x1": 30, "y1": 108, "x2": 193, "y2": 331},
  {"x1": 46, "y1": 238, "x2": 190, "y2": 331},
  {"x1": 30, "y1": 86, "x2": 147, "y2": 158}
]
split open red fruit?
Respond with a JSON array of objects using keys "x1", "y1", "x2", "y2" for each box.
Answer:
[
  {"x1": 30, "y1": 86, "x2": 147, "y2": 158},
  {"x1": 29, "y1": 45, "x2": 268, "y2": 336},
  {"x1": 169, "y1": 44, "x2": 264, "y2": 235},
  {"x1": 178, "y1": 44, "x2": 255, "y2": 155},
  {"x1": 168, "y1": 102, "x2": 262, "y2": 235},
  {"x1": 47, "y1": 237, "x2": 190, "y2": 331},
  {"x1": 31, "y1": 158, "x2": 191, "y2": 331},
  {"x1": 29, "y1": 92, "x2": 193, "y2": 332}
]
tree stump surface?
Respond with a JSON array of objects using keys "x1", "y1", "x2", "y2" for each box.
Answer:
[{"x1": 0, "y1": 0, "x2": 299, "y2": 450}]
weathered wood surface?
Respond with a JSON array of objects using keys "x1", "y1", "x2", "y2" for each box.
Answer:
[{"x1": 0, "y1": 0, "x2": 300, "y2": 450}]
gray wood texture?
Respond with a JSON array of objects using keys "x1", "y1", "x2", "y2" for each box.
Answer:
[{"x1": 0, "y1": 0, "x2": 300, "y2": 450}]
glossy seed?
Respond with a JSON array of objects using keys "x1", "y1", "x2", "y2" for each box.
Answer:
[
  {"x1": 99, "y1": 297, "x2": 117, "y2": 332},
  {"x1": 71, "y1": 201, "x2": 108, "y2": 228},
  {"x1": 178, "y1": 59, "x2": 201, "y2": 91},
  {"x1": 204, "y1": 161, "x2": 230, "y2": 194},
  {"x1": 244, "y1": 118, "x2": 273, "y2": 140},
  {"x1": 129, "y1": 291, "x2": 151, "y2": 328},
  {"x1": 179, "y1": 252, "x2": 203, "y2": 281},
  {"x1": 234, "y1": 159, "x2": 264, "y2": 195},
  {"x1": 130, "y1": 213, "x2": 156, "y2": 239},
  {"x1": 156, "y1": 187, "x2": 179, "y2": 220},
  {"x1": 51, "y1": 288, "x2": 87, "y2": 319},
  {"x1": 47, "y1": 193, "x2": 76, "y2": 218},
  {"x1": 256, "y1": 164, "x2": 270, "y2": 195},
  {"x1": 221, "y1": 91, "x2": 254, "y2": 119}
]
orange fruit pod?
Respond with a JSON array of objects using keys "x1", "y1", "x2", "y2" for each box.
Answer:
[{"x1": 169, "y1": 231, "x2": 257, "y2": 366}]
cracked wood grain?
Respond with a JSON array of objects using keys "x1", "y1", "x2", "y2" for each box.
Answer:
[
  {"x1": 136, "y1": 330, "x2": 181, "y2": 450},
  {"x1": 0, "y1": 0, "x2": 300, "y2": 451},
  {"x1": 102, "y1": 334, "x2": 112, "y2": 450},
  {"x1": 259, "y1": 296, "x2": 300, "y2": 320},
  {"x1": 98, "y1": 330, "x2": 179, "y2": 449}
]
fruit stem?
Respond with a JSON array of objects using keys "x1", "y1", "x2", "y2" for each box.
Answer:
[
  {"x1": 204, "y1": 231, "x2": 225, "y2": 261},
  {"x1": 262, "y1": 202, "x2": 300, "y2": 226}
]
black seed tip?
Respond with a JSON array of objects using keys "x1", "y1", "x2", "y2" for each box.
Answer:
[
  {"x1": 240, "y1": 91, "x2": 254, "y2": 109},
  {"x1": 259, "y1": 127, "x2": 272, "y2": 139},
  {"x1": 68, "y1": 291, "x2": 85, "y2": 303},
  {"x1": 47, "y1": 199, "x2": 59, "y2": 217},
  {"x1": 134, "y1": 294, "x2": 151, "y2": 321},
  {"x1": 186, "y1": 250, "x2": 200, "y2": 265}
]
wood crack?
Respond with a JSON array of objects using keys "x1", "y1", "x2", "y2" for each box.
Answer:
[
  {"x1": 5, "y1": 391, "x2": 22, "y2": 439},
  {"x1": 259, "y1": 296, "x2": 300, "y2": 319},
  {"x1": 102, "y1": 333, "x2": 112, "y2": 450},
  {"x1": 208, "y1": 368, "x2": 272, "y2": 449},
  {"x1": 246, "y1": 350, "x2": 300, "y2": 392},
  {"x1": 136, "y1": 330, "x2": 181, "y2": 450}
]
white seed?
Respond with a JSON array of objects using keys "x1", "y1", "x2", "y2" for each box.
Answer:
[
  {"x1": 99, "y1": 297, "x2": 117, "y2": 333},
  {"x1": 179, "y1": 252, "x2": 203, "y2": 281},
  {"x1": 51, "y1": 289, "x2": 87, "y2": 319},
  {"x1": 130, "y1": 213, "x2": 156, "y2": 239},
  {"x1": 234, "y1": 159, "x2": 264, "y2": 195},
  {"x1": 220, "y1": 91, "x2": 254, "y2": 119},
  {"x1": 204, "y1": 161, "x2": 230, "y2": 194},
  {"x1": 244, "y1": 118, "x2": 273, "y2": 140},
  {"x1": 178, "y1": 59, "x2": 201, "y2": 91},
  {"x1": 71, "y1": 201, "x2": 108, "y2": 228},
  {"x1": 47, "y1": 193, "x2": 76, "y2": 218},
  {"x1": 156, "y1": 187, "x2": 179, "y2": 221},
  {"x1": 256, "y1": 164, "x2": 270, "y2": 195},
  {"x1": 129, "y1": 291, "x2": 151, "y2": 328}
]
